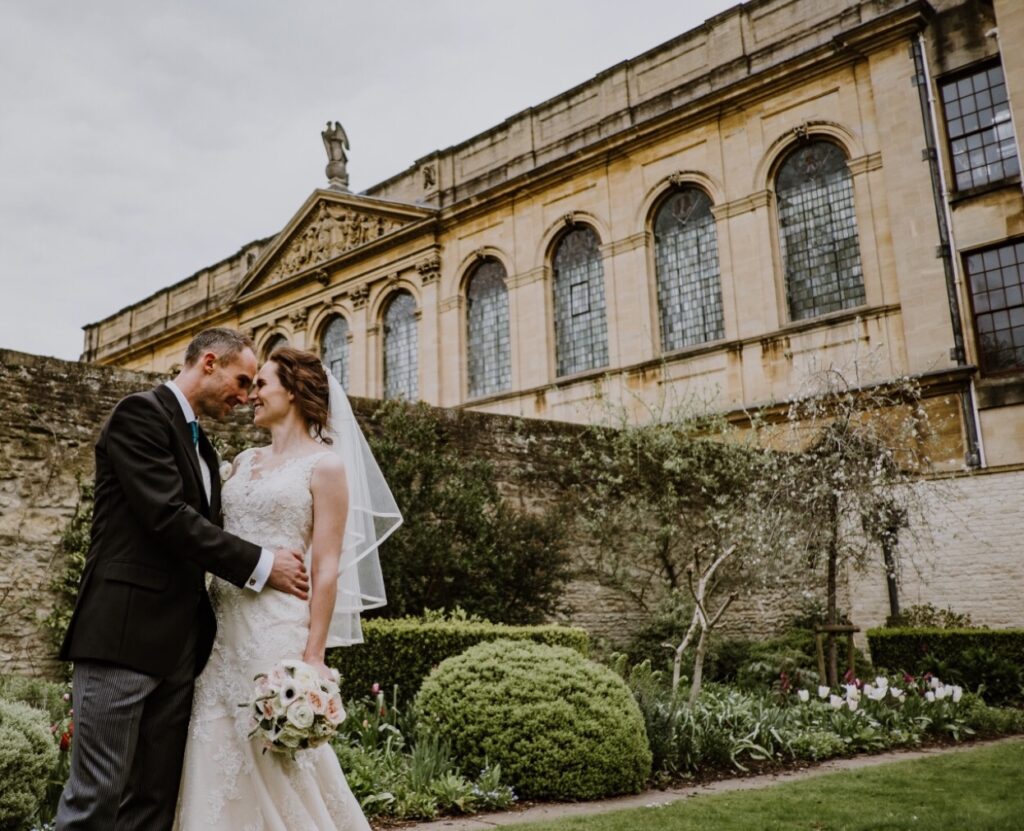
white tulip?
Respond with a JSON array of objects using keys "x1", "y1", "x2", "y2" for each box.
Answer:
[
  {"x1": 818, "y1": 686, "x2": 831, "y2": 699},
  {"x1": 875, "y1": 676, "x2": 889, "y2": 690},
  {"x1": 797, "y1": 689, "x2": 810, "y2": 702},
  {"x1": 925, "y1": 691, "x2": 936, "y2": 702},
  {"x1": 952, "y1": 685, "x2": 963, "y2": 703},
  {"x1": 846, "y1": 697, "x2": 859, "y2": 712},
  {"x1": 863, "y1": 684, "x2": 875, "y2": 698},
  {"x1": 829, "y1": 694, "x2": 844, "y2": 710},
  {"x1": 929, "y1": 677, "x2": 941, "y2": 690}
]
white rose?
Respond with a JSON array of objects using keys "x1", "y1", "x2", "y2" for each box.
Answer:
[
  {"x1": 286, "y1": 700, "x2": 315, "y2": 730},
  {"x1": 219, "y1": 461, "x2": 233, "y2": 482}
]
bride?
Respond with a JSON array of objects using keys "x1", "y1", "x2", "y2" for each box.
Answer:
[{"x1": 174, "y1": 347, "x2": 401, "y2": 830}]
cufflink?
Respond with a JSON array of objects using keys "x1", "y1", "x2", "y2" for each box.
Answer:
[{"x1": 248, "y1": 578, "x2": 256, "y2": 586}]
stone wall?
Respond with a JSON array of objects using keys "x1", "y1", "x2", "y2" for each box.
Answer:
[
  {"x1": 0, "y1": 349, "x2": 652, "y2": 676},
  {"x1": 2, "y1": 349, "x2": 1020, "y2": 678},
  {"x1": 849, "y1": 468, "x2": 1024, "y2": 636}
]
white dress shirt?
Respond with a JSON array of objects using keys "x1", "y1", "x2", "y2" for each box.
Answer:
[{"x1": 164, "y1": 381, "x2": 272, "y2": 592}]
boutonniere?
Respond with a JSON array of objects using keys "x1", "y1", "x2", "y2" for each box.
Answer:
[{"x1": 219, "y1": 461, "x2": 234, "y2": 483}]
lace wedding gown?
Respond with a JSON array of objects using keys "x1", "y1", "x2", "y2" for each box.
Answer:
[{"x1": 174, "y1": 449, "x2": 370, "y2": 831}]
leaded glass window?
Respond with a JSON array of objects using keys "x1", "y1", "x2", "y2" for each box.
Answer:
[
  {"x1": 966, "y1": 240, "x2": 1024, "y2": 373},
  {"x1": 552, "y1": 225, "x2": 609, "y2": 376},
  {"x1": 776, "y1": 141, "x2": 866, "y2": 321},
  {"x1": 466, "y1": 258, "x2": 511, "y2": 398},
  {"x1": 263, "y1": 334, "x2": 288, "y2": 359},
  {"x1": 320, "y1": 315, "x2": 350, "y2": 390},
  {"x1": 383, "y1": 291, "x2": 417, "y2": 400},
  {"x1": 941, "y1": 62, "x2": 1020, "y2": 192},
  {"x1": 654, "y1": 188, "x2": 724, "y2": 351}
]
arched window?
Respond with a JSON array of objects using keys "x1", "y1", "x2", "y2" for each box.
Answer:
[
  {"x1": 552, "y1": 225, "x2": 608, "y2": 377},
  {"x1": 263, "y1": 334, "x2": 288, "y2": 360},
  {"x1": 466, "y1": 258, "x2": 512, "y2": 398},
  {"x1": 383, "y1": 291, "x2": 417, "y2": 400},
  {"x1": 320, "y1": 315, "x2": 350, "y2": 390},
  {"x1": 776, "y1": 140, "x2": 866, "y2": 321},
  {"x1": 653, "y1": 187, "x2": 724, "y2": 351}
]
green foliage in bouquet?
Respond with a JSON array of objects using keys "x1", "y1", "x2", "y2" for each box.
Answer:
[
  {"x1": 867, "y1": 627, "x2": 1024, "y2": 705},
  {"x1": 328, "y1": 615, "x2": 589, "y2": 703},
  {"x1": 0, "y1": 699, "x2": 58, "y2": 831},
  {"x1": 415, "y1": 639, "x2": 651, "y2": 800}
]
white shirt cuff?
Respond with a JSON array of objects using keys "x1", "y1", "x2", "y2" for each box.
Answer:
[{"x1": 246, "y1": 548, "x2": 274, "y2": 592}]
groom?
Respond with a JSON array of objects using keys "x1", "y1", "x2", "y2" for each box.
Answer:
[{"x1": 57, "y1": 328, "x2": 309, "y2": 831}]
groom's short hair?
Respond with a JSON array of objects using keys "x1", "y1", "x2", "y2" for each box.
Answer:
[{"x1": 183, "y1": 328, "x2": 255, "y2": 367}]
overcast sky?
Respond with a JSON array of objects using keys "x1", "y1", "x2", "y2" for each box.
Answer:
[{"x1": 0, "y1": 1, "x2": 737, "y2": 361}]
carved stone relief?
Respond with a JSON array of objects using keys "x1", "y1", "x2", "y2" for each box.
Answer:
[
  {"x1": 416, "y1": 254, "x2": 442, "y2": 285},
  {"x1": 265, "y1": 203, "x2": 404, "y2": 284}
]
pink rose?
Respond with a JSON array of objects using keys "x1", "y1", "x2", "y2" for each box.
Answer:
[
  {"x1": 325, "y1": 695, "x2": 346, "y2": 726},
  {"x1": 306, "y1": 690, "x2": 327, "y2": 716}
]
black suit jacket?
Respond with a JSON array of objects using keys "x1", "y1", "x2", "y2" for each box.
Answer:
[{"x1": 60, "y1": 384, "x2": 261, "y2": 677}]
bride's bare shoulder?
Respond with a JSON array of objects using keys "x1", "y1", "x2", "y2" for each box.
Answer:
[{"x1": 310, "y1": 451, "x2": 347, "y2": 487}]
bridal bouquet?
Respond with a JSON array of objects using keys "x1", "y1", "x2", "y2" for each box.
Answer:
[{"x1": 243, "y1": 659, "x2": 346, "y2": 758}]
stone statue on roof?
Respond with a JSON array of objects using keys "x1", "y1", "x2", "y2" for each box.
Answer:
[{"x1": 322, "y1": 121, "x2": 350, "y2": 191}]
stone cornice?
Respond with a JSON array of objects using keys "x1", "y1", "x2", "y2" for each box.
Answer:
[
  {"x1": 506, "y1": 267, "x2": 547, "y2": 289},
  {"x1": 847, "y1": 151, "x2": 884, "y2": 176},
  {"x1": 602, "y1": 232, "x2": 650, "y2": 258},
  {"x1": 712, "y1": 190, "x2": 772, "y2": 220}
]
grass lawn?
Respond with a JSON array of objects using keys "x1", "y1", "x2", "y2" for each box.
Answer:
[{"x1": 513, "y1": 739, "x2": 1024, "y2": 831}]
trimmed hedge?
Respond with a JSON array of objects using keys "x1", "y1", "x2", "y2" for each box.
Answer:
[
  {"x1": 416, "y1": 639, "x2": 651, "y2": 800},
  {"x1": 867, "y1": 627, "x2": 1024, "y2": 705},
  {"x1": 0, "y1": 698, "x2": 58, "y2": 831},
  {"x1": 327, "y1": 618, "x2": 589, "y2": 702}
]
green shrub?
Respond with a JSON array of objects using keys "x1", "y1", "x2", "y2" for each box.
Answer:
[
  {"x1": 365, "y1": 400, "x2": 572, "y2": 622},
  {"x1": 886, "y1": 603, "x2": 977, "y2": 629},
  {"x1": 415, "y1": 639, "x2": 651, "y2": 800},
  {"x1": 328, "y1": 617, "x2": 588, "y2": 703},
  {"x1": 958, "y1": 693, "x2": 1024, "y2": 736},
  {"x1": 867, "y1": 627, "x2": 1024, "y2": 705},
  {"x1": 0, "y1": 676, "x2": 68, "y2": 724},
  {"x1": 0, "y1": 699, "x2": 59, "y2": 831},
  {"x1": 786, "y1": 728, "x2": 847, "y2": 760}
]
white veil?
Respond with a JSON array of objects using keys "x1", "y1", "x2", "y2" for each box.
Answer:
[{"x1": 318, "y1": 370, "x2": 401, "y2": 646}]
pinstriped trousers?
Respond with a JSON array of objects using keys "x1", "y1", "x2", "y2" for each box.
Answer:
[{"x1": 56, "y1": 629, "x2": 197, "y2": 831}]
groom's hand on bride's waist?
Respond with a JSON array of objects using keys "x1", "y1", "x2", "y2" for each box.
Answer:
[{"x1": 267, "y1": 549, "x2": 310, "y2": 599}]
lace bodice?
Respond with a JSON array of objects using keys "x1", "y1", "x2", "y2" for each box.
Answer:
[{"x1": 222, "y1": 448, "x2": 330, "y2": 552}]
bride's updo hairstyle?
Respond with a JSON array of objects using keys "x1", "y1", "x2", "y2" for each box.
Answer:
[{"x1": 267, "y1": 347, "x2": 333, "y2": 445}]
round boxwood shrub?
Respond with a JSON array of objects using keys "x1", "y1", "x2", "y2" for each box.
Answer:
[
  {"x1": 414, "y1": 639, "x2": 652, "y2": 800},
  {"x1": 0, "y1": 698, "x2": 58, "y2": 830}
]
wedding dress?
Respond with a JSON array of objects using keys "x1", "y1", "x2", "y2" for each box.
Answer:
[{"x1": 174, "y1": 448, "x2": 370, "y2": 831}]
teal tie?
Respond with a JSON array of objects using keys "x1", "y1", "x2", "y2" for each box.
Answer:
[{"x1": 189, "y1": 421, "x2": 199, "y2": 446}]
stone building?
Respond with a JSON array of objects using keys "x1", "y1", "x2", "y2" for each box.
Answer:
[{"x1": 75, "y1": 0, "x2": 1024, "y2": 630}]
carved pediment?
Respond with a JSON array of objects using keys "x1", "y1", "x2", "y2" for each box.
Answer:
[{"x1": 236, "y1": 190, "x2": 434, "y2": 299}]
